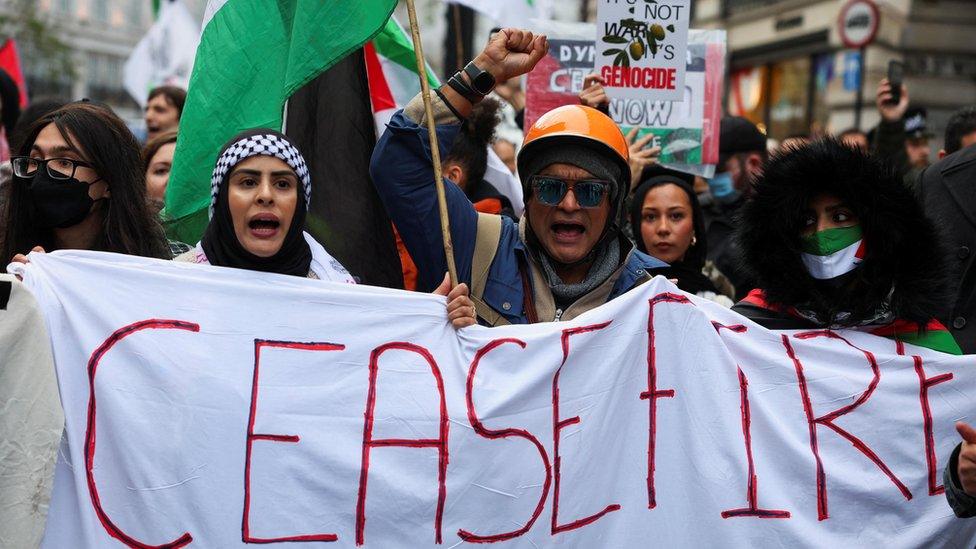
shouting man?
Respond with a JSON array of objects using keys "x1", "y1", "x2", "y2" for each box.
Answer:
[{"x1": 371, "y1": 29, "x2": 666, "y2": 325}]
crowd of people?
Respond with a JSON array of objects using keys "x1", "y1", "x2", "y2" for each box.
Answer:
[{"x1": 1, "y1": 27, "x2": 975, "y2": 522}]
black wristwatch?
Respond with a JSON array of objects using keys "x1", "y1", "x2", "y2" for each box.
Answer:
[
  {"x1": 446, "y1": 72, "x2": 482, "y2": 104},
  {"x1": 462, "y1": 61, "x2": 497, "y2": 96}
]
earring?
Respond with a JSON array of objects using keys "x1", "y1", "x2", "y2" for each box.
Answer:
[{"x1": 691, "y1": 235, "x2": 697, "y2": 246}]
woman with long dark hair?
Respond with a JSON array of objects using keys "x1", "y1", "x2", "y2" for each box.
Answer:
[
  {"x1": 2, "y1": 101, "x2": 170, "y2": 261},
  {"x1": 629, "y1": 170, "x2": 734, "y2": 306}
]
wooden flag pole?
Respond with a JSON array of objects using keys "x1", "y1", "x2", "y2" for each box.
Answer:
[{"x1": 404, "y1": 0, "x2": 459, "y2": 286}]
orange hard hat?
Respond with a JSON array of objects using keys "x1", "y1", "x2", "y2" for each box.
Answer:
[
  {"x1": 517, "y1": 105, "x2": 631, "y2": 220},
  {"x1": 518, "y1": 104, "x2": 630, "y2": 187}
]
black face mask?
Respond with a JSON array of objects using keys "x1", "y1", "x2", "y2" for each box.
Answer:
[{"x1": 28, "y1": 171, "x2": 99, "y2": 229}]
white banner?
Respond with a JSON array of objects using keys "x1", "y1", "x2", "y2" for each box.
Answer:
[{"x1": 14, "y1": 251, "x2": 976, "y2": 547}]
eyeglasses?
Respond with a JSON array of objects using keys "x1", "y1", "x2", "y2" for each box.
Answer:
[
  {"x1": 530, "y1": 175, "x2": 610, "y2": 208},
  {"x1": 11, "y1": 156, "x2": 96, "y2": 181}
]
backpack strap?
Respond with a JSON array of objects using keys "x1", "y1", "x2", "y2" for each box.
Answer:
[{"x1": 470, "y1": 213, "x2": 509, "y2": 326}]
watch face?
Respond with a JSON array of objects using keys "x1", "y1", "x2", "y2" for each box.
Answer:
[
  {"x1": 472, "y1": 71, "x2": 495, "y2": 94},
  {"x1": 464, "y1": 62, "x2": 496, "y2": 95}
]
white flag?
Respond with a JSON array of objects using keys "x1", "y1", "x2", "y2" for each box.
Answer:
[{"x1": 123, "y1": 0, "x2": 200, "y2": 107}]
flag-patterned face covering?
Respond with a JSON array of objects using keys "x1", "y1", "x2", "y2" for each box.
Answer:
[{"x1": 800, "y1": 225, "x2": 865, "y2": 280}]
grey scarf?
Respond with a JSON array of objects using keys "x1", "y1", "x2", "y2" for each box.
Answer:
[{"x1": 537, "y1": 237, "x2": 621, "y2": 306}]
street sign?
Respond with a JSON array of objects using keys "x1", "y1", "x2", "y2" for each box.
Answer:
[{"x1": 838, "y1": 0, "x2": 880, "y2": 49}]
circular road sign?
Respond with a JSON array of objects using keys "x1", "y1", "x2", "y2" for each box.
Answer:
[{"x1": 839, "y1": 0, "x2": 880, "y2": 49}]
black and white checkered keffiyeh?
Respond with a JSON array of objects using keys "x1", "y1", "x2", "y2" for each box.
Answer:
[{"x1": 209, "y1": 133, "x2": 310, "y2": 218}]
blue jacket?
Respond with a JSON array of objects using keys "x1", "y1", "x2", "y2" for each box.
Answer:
[{"x1": 370, "y1": 107, "x2": 667, "y2": 325}]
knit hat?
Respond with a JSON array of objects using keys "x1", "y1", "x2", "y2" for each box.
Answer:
[
  {"x1": 520, "y1": 143, "x2": 622, "y2": 194},
  {"x1": 520, "y1": 141, "x2": 626, "y2": 223},
  {"x1": 719, "y1": 116, "x2": 766, "y2": 166}
]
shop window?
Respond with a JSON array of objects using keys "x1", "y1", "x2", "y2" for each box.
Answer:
[
  {"x1": 768, "y1": 57, "x2": 810, "y2": 139},
  {"x1": 729, "y1": 53, "x2": 835, "y2": 140},
  {"x1": 809, "y1": 53, "x2": 833, "y2": 135},
  {"x1": 729, "y1": 66, "x2": 769, "y2": 134}
]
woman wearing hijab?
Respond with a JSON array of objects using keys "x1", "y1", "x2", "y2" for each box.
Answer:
[
  {"x1": 629, "y1": 170, "x2": 734, "y2": 306},
  {"x1": 178, "y1": 129, "x2": 475, "y2": 327},
  {"x1": 175, "y1": 129, "x2": 351, "y2": 281},
  {"x1": 732, "y1": 138, "x2": 961, "y2": 354}
]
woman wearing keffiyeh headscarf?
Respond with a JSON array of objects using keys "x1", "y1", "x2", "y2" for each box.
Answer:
[
  {"x1": 176, "y1": 129, "x2": 476, "y2": 327},
  {"x1": 176, "y1": 129, "x2": 354, "y2": 281}
]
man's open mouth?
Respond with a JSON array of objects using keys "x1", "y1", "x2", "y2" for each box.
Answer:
[{"x1": 551, "y1": 222, "x2": 585, "y2": 237}]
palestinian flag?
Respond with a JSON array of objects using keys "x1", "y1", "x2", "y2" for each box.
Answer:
[
  {"x1": 284, "y1": 50, "x2": 404, "y2": 288},
  {"x1": 364, "y1": 18, "x2": 439, "y2": 134},
  {"x1": 0, "y1": 39, "x2": 28, "y2": 108},
  {"x1": 165, "y1": 0, "x2": 397, "y2": 244},
  {"x1": 740, "y1": 290, "x2": 963, "y2": 355},
  {"x1": 800, "y1": 226, "x2": 865, "y2": 280},
  {"x1": 364, "y1": 17, "x2": 525, "y2": 216},
  {"x1": 869, "y1": 319, "x2": 962, "y2": 356}
]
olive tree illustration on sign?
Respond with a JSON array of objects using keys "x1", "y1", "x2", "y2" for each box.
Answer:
[{"x1": 602, "y1": 16, "x2": 675, "y2": 67}]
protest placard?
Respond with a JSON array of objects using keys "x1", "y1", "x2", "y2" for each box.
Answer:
[
  {"x1": 12, "y1": 251, "x2": 976, "y2": 547},
  {"x1": 595, "y1": 0, "x2": 691, "y2": 102},
  {"x1": 526, "y1": 25, "x2": 724, "y2": 168}
]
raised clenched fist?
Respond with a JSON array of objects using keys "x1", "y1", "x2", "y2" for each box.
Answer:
[{"x1": 474, "y1": 28, "x2": 549, "y2": 85}]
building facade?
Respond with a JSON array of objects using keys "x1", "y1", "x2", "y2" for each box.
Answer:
[
  {"x1": 7, "y1": 0, "x2": 206, "y2": 124},
  {"x1": 693, "y1": 0, "x2": 976, "y2": 148},
  {"x1": 12, "y1": 0, "x2": 973, "y2": 149}
]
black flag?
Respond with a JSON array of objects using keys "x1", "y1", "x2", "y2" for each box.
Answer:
[{"x1": 287, "y1": 50, "x2": 403, "y2": 289}]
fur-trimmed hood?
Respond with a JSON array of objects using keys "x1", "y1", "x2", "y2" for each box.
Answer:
[{"x1": 735, "y1": 138, "x2": 949, "y2": 326}]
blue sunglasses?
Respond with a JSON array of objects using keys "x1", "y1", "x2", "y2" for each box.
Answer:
[{"x1": 530, "y1": 175, "x2": 610, "y2": 208}]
